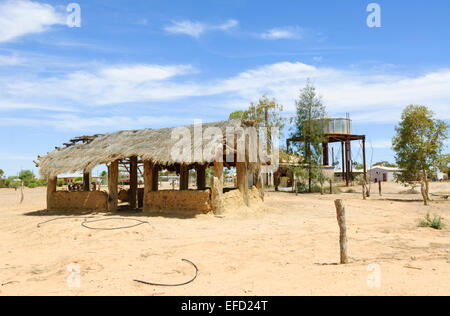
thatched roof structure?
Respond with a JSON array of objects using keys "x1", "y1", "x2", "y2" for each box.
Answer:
[{"x1": 38, "y1": 119, "x2": 257, "y2": 178}]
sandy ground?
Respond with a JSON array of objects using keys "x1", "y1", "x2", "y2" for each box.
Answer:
[{"x1": 0, "y1": 182, "x2": 449, "y2": 296}]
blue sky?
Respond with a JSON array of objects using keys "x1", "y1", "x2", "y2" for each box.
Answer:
[{"x1": 0, "y1": 0, "x2": 449, "y2": 176}]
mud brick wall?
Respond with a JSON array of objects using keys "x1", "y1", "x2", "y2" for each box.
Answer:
[
  {"x1": 48, "y1": 191, "x2": 108, "y2": 211},
  {"x1": 143, "y1": 190, "x2": 212, "y2": 214}
]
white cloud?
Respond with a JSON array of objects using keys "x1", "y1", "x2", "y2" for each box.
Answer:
[
  {"x1": 260, "y1": 26, "x2": 303, "y2": 40},
  {"x1": 99, "y1": 64, "x2": 193, "y2": 82},
  {"x1": 214, "y1": 19, "x2": 239, "y2": 31},
  {"x1": 0, "y1": 114, "x2": 198, "y2": 132},
  {"x1": 165, "y1": 19, "x2": 238, "y2": 38},
  {"x1": 370, "y1": 139, "x2": 393, "y2": 149},
  {"x1": 165, "y1": 20, "x2": 205, "y2": 38},
  {"x1": 0, "y1": 100, "x2": 76, "y2": 112},
  {"x1": 0, "y1": 55, "x2": 25, "y2": 66},
  {"x1": 2, "y1": 64, "x2": 197, "y2": 105},
  {"x1": 0, "y1": 0, "x2": 64, "y2": 43},
  {"x1": 1, "y1": 61, "x2": 450, "y2": 124}
]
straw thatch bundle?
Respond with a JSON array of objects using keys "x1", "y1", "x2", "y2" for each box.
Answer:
[{"x1": 38, "y1": 119, "x2": 259, "y2": 178}]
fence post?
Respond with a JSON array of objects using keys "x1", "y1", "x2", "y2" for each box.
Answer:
[{"x1": 334, "y1": 199, "x2": 349, "y2": 264}]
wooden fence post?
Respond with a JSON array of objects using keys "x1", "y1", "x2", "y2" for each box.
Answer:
[
  {"x1": 378, "y1": 181, "x2": 382, "y2": 197},
  {"x1": 334, "y1": 199, "x2": 349, "y2": 264}
]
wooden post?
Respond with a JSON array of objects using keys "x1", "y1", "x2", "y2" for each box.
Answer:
[
  {"x1": 332, "y1": 147, "x2": 335, "y2": 167},
  {"x1": 362, "y1": 183, "x2": 367, "y2": 200},
  {"x1": 236, "y1": 162, "x2": 249, "y2": 206},
  {"x1": 341, "y1": 141, "x2": 345, "y2": 182},
  {"x1": 151, "y1": 164, "x2": 159, "y2": 191},
  {"x1": 212, "y1": 161, "x2": 224, "y2": 215},
  {"x1": 378, "y1": 181, "x2": 382, "y2": 197},
  {"x1": 260, "y1": 173, "x2": 265, "y2": 201},
  {"x1": 196, "y1": 165, "x2": 206, "y2": 190},
  {"x1": 330, "y1": 179, "x2": 333, "y2": 194},
  {"x1": 179, "y1": 165, "x2": 189, "y2": 190},
  {"x1": 83, "y1": 170, "x2": 91, "y2": 191},
  {"x1": 345, "y1": 140, "x2": 351, "y2": 187},
  {"x1": 362, "y1": 137, "x2": 367, "y2": 183},
  {"x1": 255, "y1": 171, "x2": 264, "y2": 201},
  {"x1": 143, "y1": 161, "x2": 152, "y2": 212},
  {"x1": 108, "y1": 160, "x2": 119, "y2": 212},
  {"x1": 334, "y1": 199, "x2": 348, "y2": 264},
  {"x1": 47, "y1": 176, "x2": 57, "y2": 210},
  {"x1": 323, "y1": 142, "x2": 329, "y2": 166},
  {"x1": 129, "y1": 156, "x2": 138, "y2": 209}
]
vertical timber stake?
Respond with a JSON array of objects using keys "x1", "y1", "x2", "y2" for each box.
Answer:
[
  {"x1": 129, "y1": 156, "x2": 138, "y2": 209},
  {"x1": 334, "y1": 199, "x2": 349, "y2": 264},
  {"x1": 108, "y1": 160, "x2": 119, "y2": 212},
  {"x1": 212, "y1": 161, "x2": 224, "y2": 215}
]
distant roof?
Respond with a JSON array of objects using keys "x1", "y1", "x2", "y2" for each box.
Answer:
[
  {"x1": 335, "y1": 169, "x2": 364, "y2": 173},
  {"x1": 369, "y1": 166, "x2": 401, "y2": 172},
  {"x1": 59, "y1": 172, "x2": 101, "y2": 178}
]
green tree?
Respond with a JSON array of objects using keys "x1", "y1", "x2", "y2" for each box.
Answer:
[
  {"x1": 0, "y1": 169, "x2": 4, "y2": 179},
  {"x1": 392, "y1": 105, "x2": 449, "y2": 205},
  {"x1": 19, "y1": 170, "x2": 35, "y2": 183},
  {"x1": 242, "y1": 95, "x2": 286, "y2": 152},
  {"x1": 437, "y1": 154, "x2": 449, "y2": 174},
  {"x1": 291, "y1": 80, "x2": 327, "y2": 192},
  {"x1": 229, "y1": 110, "x2": 244, "y2": 120}
]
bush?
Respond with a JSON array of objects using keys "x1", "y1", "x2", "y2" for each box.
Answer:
[
  {"x1": 27, "y1": 183, "x2": 37, "y2": 189},
  {"x1": 57, "y1": 179, "x2": 65, "y2": 187},
  {"x1": 419, "y1": 213, "x2": 445, "y2": 230},
  {"x1": 0, "y1": 179, "x2": 8, "y2": 188},
  {"x1": 296, "y1": 182, "x2": 322, "y2": 193},
  {"x1": 345, "y1": 188, "x2": 356, "y2": 193},
  {"x1": 36, "y1": 179, "x2": 48, "y2": 187},
  {"x1": 8, "y1": 181, "x2": 21, "y2": 189}
]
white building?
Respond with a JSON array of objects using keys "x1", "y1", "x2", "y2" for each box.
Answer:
[
  {"x1": 369, "y1": 166, "x2": 401, "y2": 182},
  {"x1": 436, "y1": 172, "x2": 448, "y2": 181}
]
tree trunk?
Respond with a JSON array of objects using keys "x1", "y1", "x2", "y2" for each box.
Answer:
[
  {"x1": 421, "y1": 180, "x2": 428, "y2": 206},
  {"x1": 423, "y1": 170, "x2": 430, "y2": 201},
  {"x1": 308, "y1": 165, "x2": 312, "y2": 193}
]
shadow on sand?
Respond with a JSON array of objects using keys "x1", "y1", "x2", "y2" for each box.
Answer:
[{"x1": 23, "y1": 206, "x2": 199, "y2": 220}]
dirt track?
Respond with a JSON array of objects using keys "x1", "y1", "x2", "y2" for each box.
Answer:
[{"x1": 0, "y1": 182, "x2": 449, "y2": 296}]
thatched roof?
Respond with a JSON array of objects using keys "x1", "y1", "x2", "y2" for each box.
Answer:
[{"x1": 38, "y1": 119, "x2": 256, "y2": 178}]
